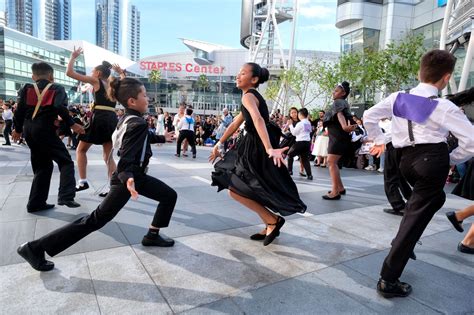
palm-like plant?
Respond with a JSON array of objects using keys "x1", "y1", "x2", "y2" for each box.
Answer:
[
  {"x1": 148, "y1": 69, "x2": 162, "y2": 104},
  {"x1": 196, "y1": 74, "x2": 210, "y2": 110}
]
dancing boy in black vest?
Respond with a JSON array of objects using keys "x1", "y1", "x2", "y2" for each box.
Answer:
[
  {"x1": 363, "y1": 50, "x2": 474, "y2": 298},
  {"x1": 17, "y1": 77, "x2": 177, "y2": 272},
  {"x1": 12, "y1": 62, "x2": 84, "y2": 212}
]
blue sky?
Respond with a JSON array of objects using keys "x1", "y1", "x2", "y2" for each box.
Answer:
[{"x1": 2, "y1": 0, "x2": 340, "y2": 57}]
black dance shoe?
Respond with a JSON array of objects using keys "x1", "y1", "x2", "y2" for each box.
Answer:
[
  {"x1": 58, "y1": 200, "x2": 81, "y2": 208},
  {"x1": 409, "y1": 251, "x2": 417, "y2": 260},
  {"x1": 27, "y1": 203, "x2": 55, "y2": 213},
  {"x1": 17, "y1": 242, "x2": 54, "y2": 272},
  {"x1": 376, "y1": 278, "x2": 412, "y2": 298},
  {"x1": 75, "y1": 182, "x2": 89, "y2": 192},
  {"x1": 263, "y1": 216, "x2": 285, "y2": 246},
  {"x1": 142, "y1": 234, "x2": 175, "y2": 247},
  {"x1": 458, "y1": 242, "x2": 474, "y2": 254},
  {"x1": 327, "y1": 189, "x2": 346, "y2": 195},
  {"x1": 383, "y1": 208, "x2": 404, "y2": 216},
  {"x1": 98, "y1": 192, "x2": 108, "y2": 198},
  {"x1": 299, "y1": 172, "x2": 307, "y2": 177},
  {"x1": 250, "y1": 230, "x2": 280, "y2": 241},
  {"x1": 322, "y1": 194, "x2": 341, "y2": 200},
  {"x1": 307, "y1": 175, "x2": 313, "y2": 180},
  {"x1": 446, "y1": 211, "x2": 464, "y2": 232}
]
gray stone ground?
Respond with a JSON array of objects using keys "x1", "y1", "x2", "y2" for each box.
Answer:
[{"x1": 0, "y1": 142, "x2": 473, "y2": 314}]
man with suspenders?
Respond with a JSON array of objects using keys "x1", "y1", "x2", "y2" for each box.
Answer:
[{"x1": 12, "y1": 62, "x2": 85, "y2": 212}]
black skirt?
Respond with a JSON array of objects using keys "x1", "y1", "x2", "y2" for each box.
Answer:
[
  {"x1": 452, "y1": 158, "x2": 474, "y2": 200},
  {"x1": 78, "y1": 110, "x2": 118, "y2": 145},
  {"x1": 211, "y1": 130, "x2": 307, "y2": 216}
]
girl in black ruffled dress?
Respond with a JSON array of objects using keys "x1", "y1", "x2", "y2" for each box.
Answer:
[{"x1": 209, "y1": 63, "x2": 307, "y2": 246}]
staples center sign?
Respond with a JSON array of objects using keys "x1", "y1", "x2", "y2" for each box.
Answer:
[{"x1": 140, "y1": 61, "x2": 225, "y2": 74}]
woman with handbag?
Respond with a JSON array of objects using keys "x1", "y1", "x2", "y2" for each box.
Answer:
[
  {"x1": 209, "y1": 63, "x2": 307, "y2": 246},
  {"x1": 322, "y1": 82, "x2": 356, "y2": 200}
]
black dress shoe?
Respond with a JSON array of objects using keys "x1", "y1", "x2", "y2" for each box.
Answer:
[
  {"x1": 263, "y1": 216, "x2": 285, "y2": 246},
  {"x1": 446, "y1": 211, "x2": 464, "y2": 232},
  {"x1": 409, "y1": 251, "x2": 416, "y2": 260},
  {"x1": 58, "y1": 200, "x2": 81, "y2": 208},
  {"x1": 327, "y1": 189, "x2": 346, "y2": 195},
  {"x1": 250, "y1": 230, "x2": 280, "y2": 241},
  {"x1": 307, "y1": 175, "x2": 313, "y2": 180},
  {"x1": 458, "y1": 242, "x2": 474, "y2": 254},
  {"x1": 376, "y1": 278, "x2": 412, "y2": 298},
  {"x1": 75, "y1": 182, "x2": 89, "y2": 192},
  {"x1": 322, "y1": 194, "x2": 341, "y2": 200},
  {"x1": 299, "y1": 172, "x2": 307, "y2": 177},
  {"x1": 17, "y1": 242, "x2": 54, "y2": 272},
  {"x1": 27, "y1": 203, "x2": 55, "y2": 213},
  {"x1": 98, "y1": 192, "x2": 108, "y2": 198},
  {"x1": 142, "y1": 234, "x2": 175, "y2": 247},
  {"x1": 383, "y1": 208, "x2": 404, "y2": 216}
]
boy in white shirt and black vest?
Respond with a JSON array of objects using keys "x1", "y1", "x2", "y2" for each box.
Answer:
[
  {"x1": 364, "y1": 49, "x2": 474, "y2": 298},
  {"x1": 175, "y1": 107, "x2": 197, "y2": 158},
  {"x1": 287, "y1": 108, "x2": 313, "y2": 180}
]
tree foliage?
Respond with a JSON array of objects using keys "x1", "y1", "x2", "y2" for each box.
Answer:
[{"x1": 148, "y1": 69, "x2": 162, "y2": 103}]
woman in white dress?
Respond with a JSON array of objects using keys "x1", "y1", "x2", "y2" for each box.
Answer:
[
  {"x1": 155, "y1": 107, "x2": 165, "y2": 135},
  {"x1": 312, "y1": 120, "x2": 329, "y2": 167}
]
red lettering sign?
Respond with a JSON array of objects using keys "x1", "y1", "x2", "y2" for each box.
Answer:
[{"x1": 140, "y1": 61, "x2": 225, "y2": 74}]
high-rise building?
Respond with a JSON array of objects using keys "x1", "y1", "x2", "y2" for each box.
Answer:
[
  {"x1": 5, "y1": 0, "x2": 71, "y2": 40},
  {"x1": 0, "y1": 11, "x2": 6, "y2": 27},
  {"x1": 129, "y1": 4, "x2": 140, "y2": 61},
  {"x1": 96, "y1": 0, "x2": 140, "y2": 61}
]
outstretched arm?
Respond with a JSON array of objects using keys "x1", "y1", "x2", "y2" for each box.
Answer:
[{"x1": 66, "y1": 47, "x2": 99, "y2": 90}]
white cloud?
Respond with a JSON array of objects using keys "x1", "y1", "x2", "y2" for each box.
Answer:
[
  {"x1": 299, "y1": 5, "x2": 334, "y2": 18},
  {"x1": 299, "y1": 24, "x2": 337, "y2": 32}
]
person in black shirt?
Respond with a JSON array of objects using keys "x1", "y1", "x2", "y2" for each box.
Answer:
[
  {"x1": 12, "y1": 62, "x2": 85, "y2": 212},
  {"x1": 17, "y1": 77, "x2": 177, "y2": 272}
]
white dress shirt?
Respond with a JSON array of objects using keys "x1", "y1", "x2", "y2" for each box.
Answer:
[
  {"x1": 2, "y1": 109, "x2": 13, "y2": 120},
  {"x1": 177, "y1": 115, "x2": 194, "y2": 131},
  {"x1": 363, "y1": 82, "x2": 474, "y2": 165},
  {"x1": 289, "y1": 118, "x2": 312, "y2": 142}
]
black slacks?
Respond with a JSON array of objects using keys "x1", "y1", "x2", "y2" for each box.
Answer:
[
  {"x1": 31, "y1": 172, "x2": 177, "y2": 257},
  {"x1": 287, "y1": 141, "x2": 312, "y2": 176},
  {"x1": 380, "y1": 143, "x2": 449, "y2": 282},
  {"x1": 3, "y1": 120, "x2": 12, "y2": 145},
  {"x1": 383, "y1": 142, "x2": 412, "y2": 210},
  {"x1": 177, "y1": 130, "x2": 196, "y2": 155},
  {"x1": 23, "y1": 120, "x2": 76, "y2": 209}
]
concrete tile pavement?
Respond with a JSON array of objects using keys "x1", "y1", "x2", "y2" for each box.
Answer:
[{"x1": 0, "y1": 143, "x2": 473, "y2": 314}]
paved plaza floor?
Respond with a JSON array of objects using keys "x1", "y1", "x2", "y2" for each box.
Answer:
[{"x1": 0, "y1": 142, "x2": 473, "y2": 314}]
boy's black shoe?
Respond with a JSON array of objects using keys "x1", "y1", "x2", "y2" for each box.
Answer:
[
  {"x1": 307, "y1": 175, "x2": 313, "y2": 180},
  {"x1": 98, "y1": 192, "x2": 108, "y2": 198},
  {"x1": 17, "y1": 242, "x2": 54, "y2": 272},
  {"x1": 142, "y1": 234, "x2": 175, "y2": 247},
  {"x1": 75, "y1": 182, "x2": 89, "y2": 192},
  {"x1": 27, "y1": 203, "x2": 55, "y2": 213},
  {"x1": 58, "y1": 200, "x2": 81, "y2": 208},
  {"x1": 377, "y1": 278, "x2": 412, "y2": 298},
  {"x1": 383, "y1": 208, "x2": 404, "y2": 216}
]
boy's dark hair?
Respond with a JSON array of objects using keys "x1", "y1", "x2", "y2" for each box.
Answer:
[
  {"x1": 107, "y1": 77, "x2": 143, "y2": 107},
  {"x1": 419, "y1": 49, "x2": 456, "y2": 84},
  {"x1": 298, "y1": 108, "x2": 309, "y2": 117},
  {"x1": 32, "y1": 62, "x2": 54, "y2": 77},
  {"x1": 186, "y1": 108, "x2": 193, "y2": 115}
]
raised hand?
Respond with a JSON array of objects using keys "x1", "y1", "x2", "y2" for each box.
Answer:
[
  {"x1": 126, "y1": 178, "x2": 138, "y2": 200},
  {"x1": 71, "y1": 46, "x2": 83, "y2": 59},
  {"x1": 267, "y1": 146, "x2": 289, "y2": 168}
]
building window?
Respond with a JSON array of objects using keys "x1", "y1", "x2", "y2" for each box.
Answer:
[{"x1": 341, "y1": 28, "x2": 380, "y2": 53}]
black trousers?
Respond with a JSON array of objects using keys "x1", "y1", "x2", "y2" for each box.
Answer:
[
  {"x1": 31, "y1": 172, "x2": 177, "y2": 257},
  {"x1": 23, "y1": 120, "x2": 76, "y2": 209},
  {"x1": 384, "y1": 142, "x2": 412, "y2": 210},
  {"x1": 380, "y1": 143, "x2": 449, "y2": 282},
  {"x1": 287, "y1": 141, "x2": 312, "y2": 176},
  {"x1": 177, "y1": 130, "x2": 196, "y2": 155},
  {"x1": 3, "y1": 120, "x2": 12, "y2": 145}
]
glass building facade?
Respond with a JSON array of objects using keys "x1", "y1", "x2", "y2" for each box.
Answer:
[
  {"x1": 341, "y1": 28, "x2": 380, "y2": 53},
  {"x1": 0, "y1": 26, "x2": 85, "y2": 101}
]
